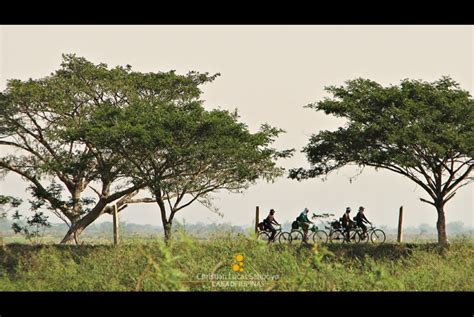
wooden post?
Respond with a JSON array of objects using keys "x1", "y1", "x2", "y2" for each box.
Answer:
[
  {"x1": 255, "y1": 206, "x2": 260, "y2": 234},
  {"x1": 397, "y1": 206, "x2": 403, "y2": 243},
  {"x1": 113, "y1": 204, "x2": 119, "y2": 245}
]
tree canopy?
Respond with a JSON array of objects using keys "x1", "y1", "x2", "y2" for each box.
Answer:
[
  {"x1": 83, "y1": 98, "x2": 292, "y2": 240},
  {"x1": 0, "y1": 54, "x2": 219, "y2": 243},
  {"x1": 1, "y1": 54, "x2": 291, "y2": 242},
  {"x1": 290, "y1": 77, "x2": 474, "y2": 246}
]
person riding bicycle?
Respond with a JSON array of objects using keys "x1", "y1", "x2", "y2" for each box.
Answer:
[
  {"x1": 263, "y1": 209, "x2": 280, "y2": 241},
  {"x1": 296, "y1": 208, "x2": 313, "y2": 241},
  {"x1": 341, "y1": 207, "x2": 354, "y2": 242},
  {"x1": 354, "y1": 206, "x2": 372, "y2": 239}
]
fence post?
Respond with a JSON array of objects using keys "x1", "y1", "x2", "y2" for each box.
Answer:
[
  {"x1": 113, "y1": 204, "x2": 119, "y2": 245},
  {"x1": 255, "y1": 206, "x2": 260, "y2": 234},
  {"x1": 397, "y1": 206, "x2": 403, "y2": 243}
]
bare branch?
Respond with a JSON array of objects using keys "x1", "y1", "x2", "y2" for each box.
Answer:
[
  {"x1": 0, "y1": 161, "x2": 70, "y2": 215},
  {"x1": 88, "y1": 185, "x2": 101, "y2": 198},
  {"x1": 445, "y1": 165, "x2": 473, "y2": 195},
  {"x1": 366, "y1": 162, "x2": 437, "y2": 200},
  {"x1": 420, "y1": 197, "x2": 435, "y2": 206},
  {"x1": 105, "y1": 184, "x2": 144, "y2": 203},
  {"x1": 443, "y1": 192, "x2": 456, "y2": 205},
  {"x1": 126, "y1": 197, "x2": 156, "y2": 204}
]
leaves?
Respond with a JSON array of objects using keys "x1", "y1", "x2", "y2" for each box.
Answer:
[
  {"x1": 291, "y1": 77, "x2": 474, "y2": 206},
  {"x1": 0, "y1": 54, "x2": 221, "y2": 241},
  {"x1": 0, "y1": 195, "x2": 23, "y2": 219},
  {"x1": 1, "y1": 53, "x2": 291, "y2": 242},
  {"x1": 85, "y1": 97, "x2": 292, "y2": 229}
]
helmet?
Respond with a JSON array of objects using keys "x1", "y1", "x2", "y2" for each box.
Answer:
[
  {"x1": 304, "y1": 208, "x2": 309, "y2": 213},
  {"x1": 359, "y1": 206, "x2": 365, "y2": 212},
  {"x1": 270, "y1": 209, "x2": 275, "y2": 214},
  {"x1": 346, "y1": 207, "x2": 351, "y2": 213}
]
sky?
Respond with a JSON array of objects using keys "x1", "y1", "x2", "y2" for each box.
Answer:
[{"x1": 0, "y1": 25, "x2": 473, "y2": 229}]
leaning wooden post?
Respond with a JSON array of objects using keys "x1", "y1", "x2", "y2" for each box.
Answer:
[
  {"x1": 397, "y1": 206, "x2": 403, "y2": 243},
  {"x1": 255, "y1": 206, "x2": 260, "y2": 234},
  {"x1": 113, "y1": 204, "x2": 119, "y2": 245}
]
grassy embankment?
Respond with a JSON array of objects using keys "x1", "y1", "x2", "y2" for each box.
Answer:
[{"x1": 0, "y1": 233, "x2": 472, "y2": 291}]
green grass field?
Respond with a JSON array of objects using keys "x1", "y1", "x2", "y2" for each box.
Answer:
[{"x1": 0, "y1": 233, "x2": 472, "y2": 291}]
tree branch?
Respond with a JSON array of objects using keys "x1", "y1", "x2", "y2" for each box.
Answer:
[
  {"x1": 445, "y1": 165, "x2": 473, "y2": 194},
  {"x1": 105, "y1": 184, "x2": 145, "y2": 203},
  {"x1": 419, "y1": 197, "x2": 435, "y2": 206}
]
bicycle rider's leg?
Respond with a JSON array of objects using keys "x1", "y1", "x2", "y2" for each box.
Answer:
[
  {"x1": 345, "y1": 226, "x2": 350, "y2": 241},
  {"x1": 269, "y1": 226, "x2": 276, "y2": 241},
  {"x1": 302, "y1": 222, "x2": 310, "y2": 242},
  {"x1": 362, "y1": 223, "x2": 367, "y2": 235}
]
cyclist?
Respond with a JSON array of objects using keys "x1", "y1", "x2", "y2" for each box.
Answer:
[
  {"x1": 263, "y1": 209, "x2": 280, "y2": 241},
  {"x1": 341, "y1": 207, "x2": 354, "y2": 242},
  {"x1": 354, "y1": 206, "x2": 372, "y2": 240},
  {"x1": 296, "y1": 208, "x2": 313, "y2": 242}
]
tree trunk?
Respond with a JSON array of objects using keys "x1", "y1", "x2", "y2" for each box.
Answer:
[
  {"x1": 158, "y1": 202, "x2": 172, "y2": 242},
  {"x1": 155, "y1": 190, "x2": 172, "y2": 243},
  {"x1": 436, "y1": 204, "x2": 449, "y2": 248},
  {"x1": 163, "y1": 221, "x2": 172, "y2": 242},
  {"x1": 59, "y1": 187, "x2": 140, "y2": 244},
  {"x1": 60, "y1": 207, "x2": 105, "y2": 244}
]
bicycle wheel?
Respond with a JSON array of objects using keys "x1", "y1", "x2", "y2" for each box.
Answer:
[
  {"x1": 342, "y1": 230, "x2": 361, "y2": 244},
  {"x1": 257, "y1": 231, "x2": 270, "y2": 242},
  {"x1": 289, "y1": 230, "x2": 304, "y2": 244},
  {"x1": 353, "y1": 231, "x2": 362, "y2": 244},
  {"x1": 278, "y1": 232, "x2": 292, "y2": 244},
  {"x1": 313, "y1": 230, "x2": 328, "y2": 244},
  {"x1": 329, "y1": 229, "x2": 345, "y2": 244},
  {"x1": 370, "y1": 229, "x2": 386, "y2": 244}
]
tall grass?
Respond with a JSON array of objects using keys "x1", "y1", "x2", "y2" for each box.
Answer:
[{"x1": 0, "y1": 233, "x2": 472, "y2": 291}]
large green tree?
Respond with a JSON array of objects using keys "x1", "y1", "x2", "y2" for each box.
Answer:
[
  {"x1": 84, "y1": 100, "x2": 292, "y2": 241},
  {"x1": 290, "y1": 77, "x2": 473, "y2": 247},
  {"x1": 0, "y1": 54, "x2": 218, "y2": 243}
]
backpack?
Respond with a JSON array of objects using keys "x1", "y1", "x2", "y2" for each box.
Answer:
[{"x1": 291, "y1": 220, "x2": 300, "y2": 230}]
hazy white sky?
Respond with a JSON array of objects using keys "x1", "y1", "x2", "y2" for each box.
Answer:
[{"x1": 0, "y1": 25, "x2": 473, "y2": 229}]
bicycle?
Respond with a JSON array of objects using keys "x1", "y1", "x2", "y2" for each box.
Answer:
[
  {"x1": 329, "y1": 221, "x2": 363, "y2": 244},
  {"x1": 288, "y1": 221, "x2": 329, "y2": 244},
  {"x1": 257, "y1": 224, "x2": 292, "y2": 244},
  {"x1": 307, "y1": 224, "x2": 328, "y2": 243},
  {"x1": 309, "y1": 213, "x2": 333, "y2": 244},
  {"x1": 358, "y1": 224, "x2": 386, "y2": 244}
]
